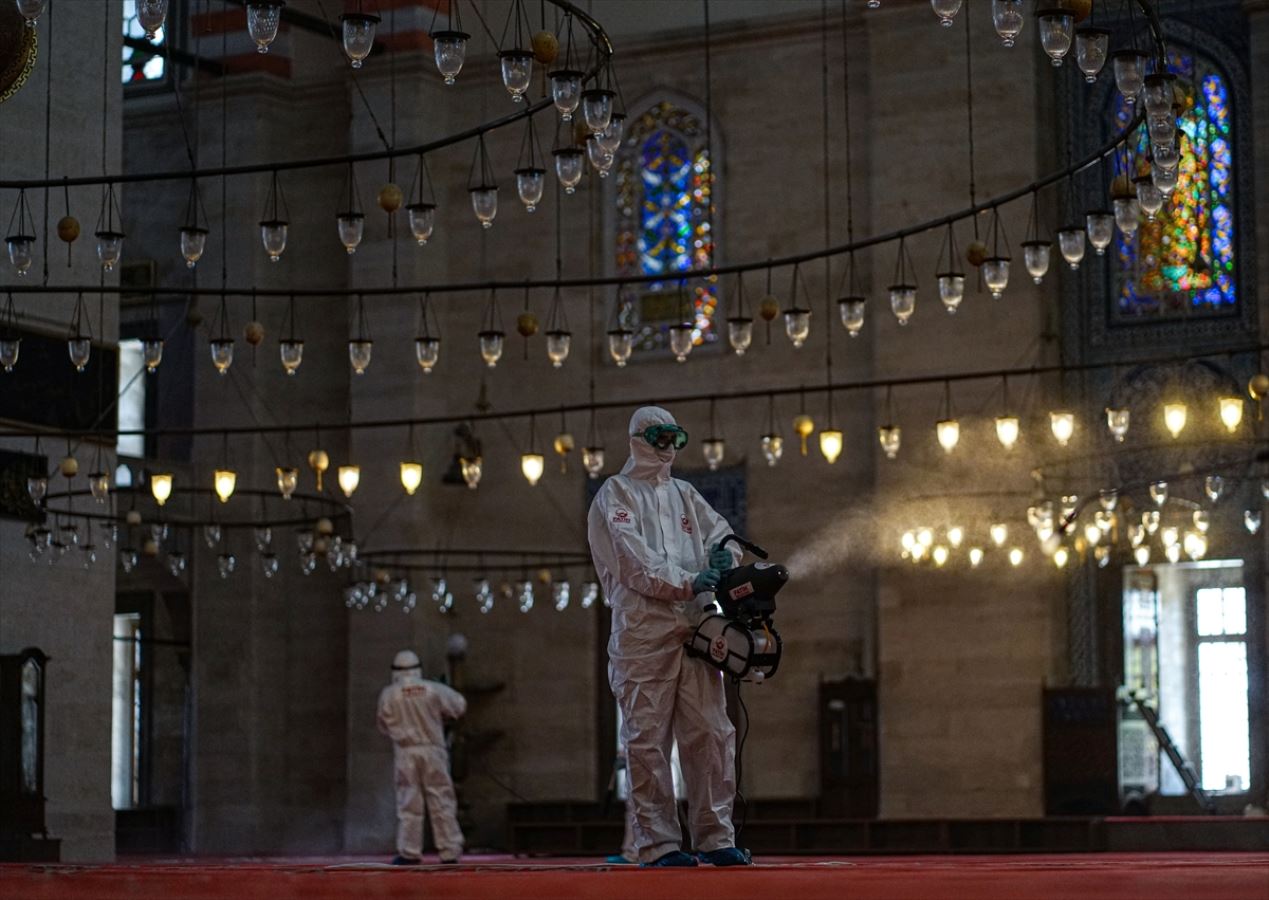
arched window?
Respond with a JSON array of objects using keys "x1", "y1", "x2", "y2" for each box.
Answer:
[
  {"x1": 1110, "y1": 50, "x2": 1234, "y2": 320},
  {"x1": 613, "y1": 99, "x2": 718, "y2": 353}
]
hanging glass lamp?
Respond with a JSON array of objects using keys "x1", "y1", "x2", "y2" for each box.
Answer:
[
  {"x1": 937, "y1": 271, "x2": 965, "y2": 314},
  {"x1": 1057, "y1": 226, "x2": 1086, "y2": 269},
  {"x1": 1105, "y1": 406, "x2": 1130, "y2": 442},
  {"x1": 500, "y1": 49, "x2": 534, "y2": 101},
  {"x1": 246, "y1": 1, "x2": 285, "y2": 52},
  {"x1": 581, "y1": 88, "x2": 615, "y2": 132},
  {"x1": 669, "y1": 323, "x2": 694, "y2": 363},
  {"x1": 1112, "y1": 49, "x2": 1148, "y2": 103},
  {"x1": 1022, "y1": 240, "x2": 1051, "y2": 284},
  {"x1": 1085, "y1": 210, "x2": 1114, "y2": 255},
  {"x1": 878, "y1": 424, "x2": 901, "y2": 460},
  {"x1": 553, "y1": 147, "x2": 585, "y2": 193},
  {"x1": 515, "y1": 167, "x2": 546, "y2": 212},
  {"x1": 432, "y1": 28, "x2": 468, "y2": 84},
  {"x1": 1036, "y1": 7, "x2": 1074, "y2": 66},
  {"x1": 341, "y1": 10, "x2": 379, "y2": 68},
  {"x1": 982, "y1": 257, "x2": 1010, "y2": 300},
  {"x1": 990, "y1": 0, "x2": 1024, "y2": 47},
  {"x1": 931, "y1": 0, "x2": 962, "y2": 27},
  {"x1": 839, "y1": 296, "x2": 865, "y2": 336},
  {"x1": 1074, "y1": 26, "x2": 1110, "y2": 83},
  {"x1": 550, "y1": 69, "x2": 583, "y2": 120}
]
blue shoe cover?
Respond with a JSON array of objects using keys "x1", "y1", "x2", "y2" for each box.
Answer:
[
  {"x1": 605, "y1": 854, "x2": 637, "y2": 865},
  {"x1": 697, "y1": 847, "x2": 752, "y2": 866},
  {"x1": 641, "y1": 850, "x2": 699, "y2": 867}
]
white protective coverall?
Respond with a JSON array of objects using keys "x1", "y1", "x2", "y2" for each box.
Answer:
[
  {"x1": 587, "y1": 406, "x2": 741, "y2": 863},
  {"x1": 376, "y1": 652, "x2": 467, "y2": 862}
]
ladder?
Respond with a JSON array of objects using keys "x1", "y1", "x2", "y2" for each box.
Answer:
[{"x1": 1124, "y1": 693, "x2": 1217, "y2": 814}]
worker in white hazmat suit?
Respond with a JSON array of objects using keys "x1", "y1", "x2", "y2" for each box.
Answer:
[
  {"x1": 587, "y1": 406, "x2": 751, "y2": 867},
  {"x1": 376, "y1": 650, "x2": 467, "y2": 865}
]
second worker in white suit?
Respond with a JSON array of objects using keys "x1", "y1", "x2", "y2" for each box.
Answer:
[{"x1": 588, "y1": 405, "x2": 750, "y2": 867}]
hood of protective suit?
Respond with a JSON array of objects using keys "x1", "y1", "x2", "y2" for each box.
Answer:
[
  {"x1": 620, "y1": 406, "x2": 678, "y2": 483},
  {"x1": 392, "y1": 649, "x2": 422, "y2": 685}
]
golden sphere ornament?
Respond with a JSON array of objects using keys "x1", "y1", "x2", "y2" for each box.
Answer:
[
  {"x1": 57, "y1": 216, "x2": 80, "y2": 243},
  {"x1": 759, "y1": 296, "x2": 780, "y2": 322},
  {"x1": 1063, "y1": 0, "x2": 1093, "y2": 23},
  {"x1": 60, "y1": 455, "x2": 79, "y2": 478},
  {"x1": 966, "y1": 240, "x2": 988, "y2": 267},
  {"x1": 315, "y1": 516, "x2": 334, "y2": 537},
  {"x1": 126, "y1": 509, "x2": 143, "y2": 526},
  {"x1": 143, "y1": 538, "x2": 159, "y2": 557},
  {"x1": 517, "y1": 311, "x2": 539, "y2": 337},
  {"x1": 244, "y1": 321, "x2": 265, "y2": 346},
  {"x1": 793, "y1": 413, "x2": 815, "y2": 456},
  {"x1": 1249, "y1": 373, "x2": 1269, "y2": 401},
  {"x1": 532, "y1": 30, "x2": 558, "y2": 64},
  {"x1": 378, "y1": 183, "x2": 404, "y2": 213}
]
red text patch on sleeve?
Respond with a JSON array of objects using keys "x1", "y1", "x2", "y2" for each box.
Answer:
[{"x1": 612, "y1": 509, "x2": 632, "y2": 525}]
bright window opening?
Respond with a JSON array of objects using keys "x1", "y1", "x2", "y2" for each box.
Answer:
[
  {"x1": 111, "y1": 613, "x2": 143, "y2": 809},
  {"x1": 117, "y1": 339, "x2": 146, "y2": 460}
]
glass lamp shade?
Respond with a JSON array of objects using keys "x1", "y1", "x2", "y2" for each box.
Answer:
[
  {"x1": 179, "y1": 226, "x2": 207, "y2": 268},
  {"x1": 279, "y1": 339, "x2": 304, "y2": 375},
  {"x1": 460, "y1": 456, "x2": 482, "y2": 489},
  {"x1": 68, "y1": 337, "x2": 91, "y2": 372},
  {"x1": 1204, "y1": 475, "x2": 1224, "y2": 503},
  {"x1": 142, "y1": 337, "x2": 163, "y2": 372},
  {"x1": 432, "y1": 30, "x2": 469, "y2": 84},
  {"x1": 553, "y1": 148, "x2": 586, "y2": 193},
  {"x1": 150, "y1": 472, "x2": 173, "y2": 506},
  {"x1": 819, "y1": 429, "x2": 843, "y2": 464},
  {"x1": 878, "y1": 424, "x2": 901, "y2": 459},
  {"x1": 1218, "y1": 395, "x2": 1244, "y2": 433},
  {"x1": 515, "y1": 168, "x2": 546, "y2": 212},
  {"x1": 1135, "y1": 176, "x2": 1164, "y2": 219},
  {"x1": 936, "y1": 418, "x2": 960, "y2": 453},
  {"x1": 337, "y1": 465, "x2": 360, "y2": 497},
  {"x1": 1142, "y1": 73, "x2": 1175, "y2": 116},
  {"x1": 1049, "y1": 410, "x2": 1075, "y2": 446},
  {"x1": 1106, "y1": 406, "x2": 1130, "y2": 441},
  {"x1": 7, "y1": 234, "x2": 34, "y2": 274},
  {"x1": 259, "y1": 219, "x2": 288, "y2": 261},
  {"x1": 1153, "y1": 142, "x2": 1180, "y2": 171},
  {"x1": 1099, "y1": 488, "x2": 1119, "y2": 511},
  {"x1": 669, "y1": 324, "x2": 694, "y2": 363},
  {"x1": 784, "y1": 308, "x2": 811, "y2": 347},
  {"x1": 207, "y1": 337, "x2": 233, "y2": 375},
  {"x1": 17, "y1": 0, "x2": 47, "y2": 26},
  {"x1": 1021, "y1": 240, "x2": 1051, "y2": 284},
  {"x1": 991, "y1": 0, "x2": 1024, "y2": 47},
  {"x1": 276, "y1": 465, "x2": 298, "y2": 499},
  {"x1": 545, "y1": 330, "x2": 572, "y2": 367},
  {"x1": 1036, "y1": 8, "x2": 1074, "y2": 66},
  {"x1": 414, "y1": 336, "x2": 440, "y2": 373},
  {"x1": 839, "y1": 297, "x2": 866, "y2": 336},
  {"x1": 1245, "y1": 510, "x2": 1262, "y2": 535},
  {"x1": 761, "y1": 433, "x2": 784, "y2": 467},
  {"x1": 986, "y1": 523, "x2": 1007, "y2": 547},
  {"x1": 1085, "y1": 210, "x2": 1115, "y2": 255},
  {"x1": 931, "y1": 0, "x2": 962, "y2": 27},
  {"x1": 478, "y1": 330, "x2": 505, "y2": 368},
  {"x1": 137, "y1": 0, "x2": 169, "y2": 40},
  {"x1": 889, "y1": 284, "x2": 916, "y2": 326},
  {"x1": 1162, "y1": 401, "x2": 1187, "y2": 438},
  {"x1": 1057, "y1": 226, "x2": 1086, "y2": 269},
  {"x1": 995, "y1": 414, "x2": 1020, "y2": 449},
  {"x1": 607, "y1": 328, "x2": 633, "y2": 367},
  {"x1": 341, "y1": 13, "x2": 379, "y2": 68},
  {"x1": 1152, "y1": 161, "x2": 1179, "y2": 193},
  {"x1": 586, "y1": 136, "x2": 614, "y2": 177},
  {"x1": 1147, "y1": 112, "x2": 1176, "y2": 149},
  {"x1": 1183, "y1": 531, "x2": 1208, "y2": 561},
  {"x1": 499, "y1": 50, "x2": 534, "y2": 101},
  {"x1": 596, "y1": 114, "x2": 627, "y2": 153},
  {"x1": 89, "y1": 470, "x2": 110, "y2": 502},
  {"x1": 213, "y1": 468, "x2": 237, "y2": 503},
  {"x1": 95, "y1": 231, "x2": 124, "y2": 271},
  {"x1": 470, "y1": 186, "x2": 498, "y2": 228},
  {"x1": 399, "y1": 461, "x2": 423, "y2": 495},
  {"x1": 702, "y1": 438, "x2": 726, "y2": 471},
  {"x1": 550, "y1": 69, "x2": 583, "y2": 120},
  {"x1": 1112, "y1": 49, "x2": 1148, "y2": 103},
  {"x1": 0, "y1": 337, "x2": 19, "y2": 372},
  {"x1": 1149, "y1": 481, "x2": 1168, "y2": 507},
  {"x1": 1113, "y1": 195, "x2": 1140, "y2": 236},
  {"x1": 581, "y1": 89, "x2": 616, "y2": 132},
  {"x1": 401, "y1": 204, "x2": 435, "y2": 247},
  {"x1": 348, "y1": 339, "x2": 373, "y2": 375},
  {"x1": 247, "y1": 1, "x2": 284, "y2": 53},
  {"x1": 1074, "y1": 26, "x2": 1110, "y2": 82},
  {"x1": 937, "y1": 272, "x2": 965, "y2": 313},
  {"x1": 520, "y1": 452, "x2": 545, "y2": 486},
  {"x1": 727, "y1": 317, "x2": 753, "y2": 355},
  {"x1": 1192, "y1": 509, "x2": 1211, "y2": 535},
  {"x1": 981, "y1": 257, "x2": 1011, "y2": 299},
  {"x1": 582, "y1": 446, "x2": 605, "y2": 478},
  {"x1": 166, "y1": 551, "x2": 187, "y2": 577},
  {"x1": 336, "y1": 212, "x2": 365, "y2": 254}
]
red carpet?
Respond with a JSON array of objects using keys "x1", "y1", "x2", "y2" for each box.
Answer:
[{"x1": 2, "y1": 853, "x2": 1266, "y2": 900}]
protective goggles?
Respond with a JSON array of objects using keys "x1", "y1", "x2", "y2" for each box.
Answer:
[{"x1": 638, "y1": 424, "x2": 689, "y2": 450}]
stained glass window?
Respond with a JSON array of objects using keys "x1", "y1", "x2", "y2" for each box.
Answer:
[
  {"x1": 122, "y1": 0, "x2": 166, "y2": 85},
  {"x1": 1110, "y1": 51, "x2": 1234, "y2": 320},
  {"x1": 614, "y1": 100, "x2": 717, "y2": 353}
]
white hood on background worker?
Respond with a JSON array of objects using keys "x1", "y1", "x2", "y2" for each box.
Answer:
[{"x1": 620, "y1": 406, "x2": 677, "y2": 483}]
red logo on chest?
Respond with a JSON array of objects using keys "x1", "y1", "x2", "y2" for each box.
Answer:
[
  {"x1": 612, "y1": 509, "x2": 631, "y2": 524},
  {"x1": 680, "y1": 515, "x2": 693, "y2": 534}
]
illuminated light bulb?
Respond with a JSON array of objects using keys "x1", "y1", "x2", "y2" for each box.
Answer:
[
  {"x1": 981, "y1": 257, "x2": 1010, "y2": 299},
  {"x1": 583, "y1": 446, "x2": 605, "y2": 478},
  {"x1": 1162, "y1": 402, "x2": 1187, "y2": 438},
  {"x1": 937, "y1": 272, "x2": 965, "y2": 313},
  {"x1": 932, "y1": 545, "x2": 949, "y2": 567},
  {"x1": 1053, "y1": 546, "x2": 1070, "y2": 569},
  {"x1": 1160, "y1": 525, "x2": 1179, "y2": 548},
  {"x1": 213, "y1": 468, "x2": 237, "y2": 503},
  {"x1": 210, "y1": 338, "x2": 234, "y2": 375},
  {"x1": 878, "y1": 424, "x2": 901, "y2": 460},
  {"x1": 1245, "y1": 510, "x2": 1262, "y2": 535},
  {"x1": 1099, "y1": 488, "x2": 1119, "y2": 511},
  {"x1": 1218, "y1": 396, "x2": 1244, "y2": 433},
  {"x1": 901, "y1": 531, "x2": 917, "y2": 552},
  {"x1": 1183, "y1": 530, "x2": 1207, "y2": 561},
  {"x1": 760, "y1": 433, "x2": 783, "y2": 467},
  {"x1": 1084, "y1": 523, "x2": 1101, "y2": 546},
  {"x1": 702, "y1": 438, "x2": 726, "y2": 471},
  {"x1": 1205, "y1": 475, "x2": 1224, "y2": 503},
  {"x1": 1141, "y1": 510, "x2": 1160, "y2": 535},
  {"x1": 89, "y1": 471, "x2": 110, "y2": 503},
  {"x1": 995, "y1": 415, "x2": 1020, "y2": 450},
  {"x1": 607, "y1": 328, "x2": 634, "y2": 367},
  {"x1": 1192, "y1": 509, "x2": 1210, "y2": 534},
  {"x1": 141, "y1": 338, "x2": 163, "y2": 373},
  {"x1": 839, "y1": 297, "x2": 865, "y2": 336},
  {"x1": 407, "y1": 203, "x2": 436, "y2": 244},
  {"x1": 460, "y1": 456, "x2": 482, "y2": 489},
  {"x1": 936, "y1": 418, "x2": 960, "y2": 453},
  {"x1": 338, "y1": 465, "x2": 361, "y2": 498},
  {"x1": 545, "y1": 330, "x2": 572, "y2": 368},
  {"x1": 400, "y1": 461, "x2": 423, "y2": 496},
  {"x1": 279, "y1": 339, "x2": 304, "y2": 375},
  {"x1": 478, "y1": 330, "x2": 505, "y2": 367},
  {"x1": 1105, "y1": 407, "x2": 1130, "y2": 442},
  {"x1": 1127, "y1": 523, "x2": 1144, "y2": 547},
  {"x1": 552, "y1": 581, "x2": 571, "y2": 612},
  {"x1": 348, "y1": 339, "x2": 373, "y2": 375},
  {"x1": 916, "y1": 527, "x2": 934, "y2": 549},
  {"x1": 1149, "y1": 481, "x2": 1168, "y2": 507},
  {"x1": 990, "y1": 523, "x2": 1008, "y2": 547},
  {"x1": 911, "y1": 543, "x2": 927, "y2": 562},
  {"x1": 1022, "y1": 240, "x2": 1051, "y2": 284},
  {"x1": 946, "y1": 526, "x2": 964, "y2": 549},
  {"x1": 414, "y1": 336, "x2": 440, "y2": 373},
  {"x1": 968, "y1": 547, "x2": 984, "y2": 567},
  {"x1": 1008, "y1": 547, "x2": 1024, "y2": 567},
  {"x1": 276, "y1": 466, "x2": 298, "y2": 499},
  {"x1": 784, "y1": 308, "x2": 811, "y2": 347},
  {"x1": 1094, "y1": 510, "x2": 1114, "y2": 533},
  {"x1": 1165, "y1": 543, "x2": 1181, "y2": 564},
  {"x1": 1049, "y1": 410, "x2": 1075, "y2": 447},
  {"x1": 150, "y1": 472, "x2": 173, "y2": 506},
  {"x1": 669, "y1": 324, "x2": 694, "y2": 363},
  {"x1": 889, "y1": 284, "x2": 917, "y2": 325},
  {"x1": 521, "y1": 452, "x2": 545, "y2": 486},
  {"x1": 1133, "y1": 545, "x2": 1150, "y2": 567},
  {"x1": 68, "y1": 337, "x2": 91, "y2": 372},
  {"x1": 1057, "y1": 226, "x2": 1086, "y2": 269},
  {"x1": 819, "y1": 428, "x2": 843, "y2": 464}
]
